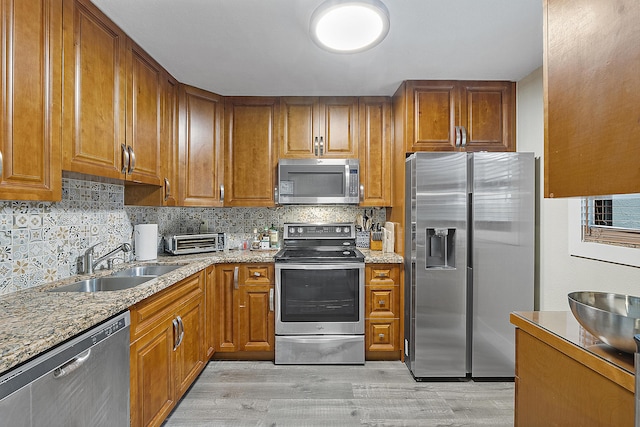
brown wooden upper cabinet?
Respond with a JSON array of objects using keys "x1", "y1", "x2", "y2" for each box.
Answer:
[
  {"x1": 160, "y1": 72, "x2": 180, "y2": 206},
  {"x1": 0, "y1": 0, "x2": 62, "y2": 201},
  {"x1": 394, "y1": 80, "x2": 515, "y2": 153},
  {"x1": 224, "y1": 97, "x2": 280, "y2": 207},
  {"x1": 62, "y1": 0, "x2": 161, "y2": 185},
  {"x1": 280, "y1": 97, "x2": 358, "y2": 158},
  {"x1": 544, "y1": 0, "x2": 640, "y2": 197},
  {"x1": 178, "y1": 85, "x2": 224, "y2": 207},
  {"x1": 359, "y1": 97, "x2": 392, "y2": 207}
]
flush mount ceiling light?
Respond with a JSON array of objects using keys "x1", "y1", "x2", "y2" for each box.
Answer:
[{"x1": 310, "y1": 0, "x2": 390, "y2": 53}]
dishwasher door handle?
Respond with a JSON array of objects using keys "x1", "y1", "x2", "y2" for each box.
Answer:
[{"x1": 53, "y1": 349, "x2": 91, "y2": 379}]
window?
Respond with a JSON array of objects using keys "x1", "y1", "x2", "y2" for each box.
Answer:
[{"x1": 582, "y1": 194, "x2": 640, "y2": 248}]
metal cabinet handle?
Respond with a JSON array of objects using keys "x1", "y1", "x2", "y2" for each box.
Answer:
[
  {"x1": 121, "y1": 144, "x2": 129, "y2": 174},
  {"x1": 460, "y1": 126, "x2": 467, "y2": 147},
  {"x1": 319, "y1": 136, "x2": 324, "y2": 156},
  {"x1": 379, "y1": 300, "x2": 386, "y2": 306},
  {"x1": 314, "y1": 136, "x2": 319, "y2": 156},
  {"x1": 220, "y1": 184, "x2": 225, "y2": 202},
  {"x1": 164, "y1": 178, "x2": 171, "y2": 201},
  {"x1": 172, "y1": 318, "x2": 179, "y2": 350},
  {"x1": 127, "y1": 146, "x2": 136, "y2": 173},
  {"x1": 253, "y1": 271, "x2": 261, "y2": 277},
  {"x1": 359, "y1": 184, "x2": 364, "y2": 203},
  {"x1": 454, "y1": 126, "x2": 461, "y2": 147},
  {"x1": 233, "y1": 266, "x2": 239, "y2": 290},
  {"x1": 53, "y1": 349, "x2": 91, "y2": 378},
  {"x1": 269, "y1": 288, "x2": 274, "y2": 312},
  {"x1": 274, "y1": 186, "x2": 279, "y2": 204},
  {"x1": 176, "y1": 315, "x2": 184, "y2": 348},
  {"x1": 0, "y1": 150, "x2": 3, "y2": 178},
  {"x1": 378, "y1": 333, "x2": 385, "y2": 339}
]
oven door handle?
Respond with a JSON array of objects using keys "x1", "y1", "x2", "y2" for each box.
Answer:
[
  {"x1": 269, "y1": 287, "x2": 274, "y2": 312},
  {"x1": 233, "y1": 266, "x2": 239, "y2": 290}
]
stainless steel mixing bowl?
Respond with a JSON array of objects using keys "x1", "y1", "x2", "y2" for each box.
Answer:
[{"x1": 568, "y1": 291, "x2": 640, "y2": 354}]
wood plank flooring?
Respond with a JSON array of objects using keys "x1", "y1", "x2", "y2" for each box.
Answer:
[{"x1": 163, "y1": 361, "x2": 514, "y2": 426}]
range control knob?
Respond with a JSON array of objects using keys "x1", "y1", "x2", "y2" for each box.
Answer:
[
  {"x1": 335, "y1": 227, "x2": 342, "y2": 233},
  {"x1": 297, "y1": 227, "x2": 303, "y2": 234},
  {"x1": 289, "y1": 227, "x2": 295, "y2": 234}
]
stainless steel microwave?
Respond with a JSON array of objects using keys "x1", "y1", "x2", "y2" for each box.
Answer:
[{"x1": 277, "y1": 159, "x2": 361, "y2": 204}]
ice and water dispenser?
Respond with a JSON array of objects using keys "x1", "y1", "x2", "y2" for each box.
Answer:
[{"x1": 425, "y1": 228, "x2": 456, "y2": 269}]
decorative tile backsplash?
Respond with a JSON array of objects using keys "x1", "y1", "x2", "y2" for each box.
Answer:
[{"x1": 0, "y1": 176, "x2": 386, "y2": 295}]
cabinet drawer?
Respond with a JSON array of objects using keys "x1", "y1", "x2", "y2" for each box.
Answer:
[
  {"x1": 365, "y1": 285, "x2": 399, "y2": 318},
  {"x1": 130, "y1": 271, "x2": 205, "y2": 341},
  {"x1": 241, "y1": 265, "x2": 274, "y2": 285},
  {"x1": 366, "y1": 265, "x2": 399, "y2": 285},
  {"x1": 366, "y1": 319, "x2": 399, "y2": 352}
]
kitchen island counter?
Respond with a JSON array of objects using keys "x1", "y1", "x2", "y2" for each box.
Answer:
[
  {"x1": 510, "y1": 311, "x2": 634, "y2": 426},
  {"x1": 0, "y1": 249, "x2": 401, "y2": 374}
]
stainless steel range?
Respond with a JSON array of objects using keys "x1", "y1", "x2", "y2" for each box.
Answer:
[{"x1": 274, "y1": 223, "x2": 365, "y2": 365}]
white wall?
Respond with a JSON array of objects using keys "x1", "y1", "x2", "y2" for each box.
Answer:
[{"x1": 517, "y1": 67, "x2": 640, "y2": 311}]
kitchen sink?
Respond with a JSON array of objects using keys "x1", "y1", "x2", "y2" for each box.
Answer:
[
  {"x1": 47, "y1": 276, "x2": 154, "y2": 293},
  {"x1": 111, "y1": 264, "x2": 182, "y2": 277}
]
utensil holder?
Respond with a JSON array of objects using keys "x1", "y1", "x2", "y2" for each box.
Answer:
[{"x1": 356, "y1": 231, "x2": 370, "y2": 248}]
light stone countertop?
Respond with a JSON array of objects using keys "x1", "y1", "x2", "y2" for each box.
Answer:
[{"x1": 0, "y1": 249, "x2": 402, "y2": 374}]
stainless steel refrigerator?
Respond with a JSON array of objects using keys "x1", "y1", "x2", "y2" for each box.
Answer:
[{"x1": 404, "y1": 152, "x2": 534, "y2": 379}]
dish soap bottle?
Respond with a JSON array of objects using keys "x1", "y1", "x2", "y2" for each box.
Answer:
[
  {"x1": 269, "y1": 224, "x2": 278, "y2": 249},
  {"x1": 251, "y1": 228, "x2": 260, "y2": 250}
]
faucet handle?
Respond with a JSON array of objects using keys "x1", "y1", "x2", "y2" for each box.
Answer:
[{"x1": 86, "y1": 241, "x2": 103, "y2": 254}]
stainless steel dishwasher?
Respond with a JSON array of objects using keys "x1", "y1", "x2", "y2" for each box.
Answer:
[{"x1": 0, "y1": 311, "x2": 130, "y2": 426}]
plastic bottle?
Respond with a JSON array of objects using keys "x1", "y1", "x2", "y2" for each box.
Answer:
[{"x1": 269, "y1": 224, "x2": 278, "y2": 249}]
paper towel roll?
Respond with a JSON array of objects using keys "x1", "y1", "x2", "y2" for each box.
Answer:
[{"x1": 134, "y1": 224, "x2": 158, "y2": 261}]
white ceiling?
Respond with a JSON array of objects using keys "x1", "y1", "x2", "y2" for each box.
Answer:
[{"x1": 91, "y1": 0, "x2": 543, "y2": 97}]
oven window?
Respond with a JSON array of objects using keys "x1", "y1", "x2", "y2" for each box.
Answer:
[{"x1": 280, "y1": 268, "x2": 359, "y2": 322}]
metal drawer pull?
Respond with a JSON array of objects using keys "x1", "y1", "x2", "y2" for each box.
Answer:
[
  {"x1": 176, "y1": 315, "x2": 184, "y2": 348},
  {"x1": 378, "y1": 333, "x2": 385, "y2": 339},
  {"x1": 164, "y1": 178, "x2": 171, "y2": 201},
  {"x1": 379, "y1": 300, "x2": 386, "y2": 305},
  {"x1": 233, "y1": 266, "x2": 239, "y2": 289},
  {"x1": 121, "y1": 144, "x2": 129, "y2": 174},
  {"x1": 53, "y1": 349, "x2": 91, "y2": 378},
  {"x1": 172, "y1": 318, "x2": 179, "y2": 350},
  {"x1": 128, "y1": 145, "x2": 136, "y2": 173},
  {"x1": 269, "y1": 288, "x2": 274, "y2": 312},
  {"x1": 254, "y1": 271, "x2": 261, "y2": 277}
]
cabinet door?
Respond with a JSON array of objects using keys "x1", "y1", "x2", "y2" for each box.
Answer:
[
  {"x1": 544, "y1": 0, "x2": 640, "y2": 197},
  {"x1": 0, "y1": 0, "x2": 62, "y2": 201},
  {"x1": 459, "y1": 81, "x2": 515, "y2": 152},
  {"x1": 62, "y1": 0, "x2": 127, "y2": 179},
  {"x1": 160, "y1": 72, "x2": 179, "y2": 206},
  {"x1": 130, "y1": 321, "x2": 175, "y2": 427},
  {"x1": 178, "y1": 84, "x2": 223, "y2": 206},
  {"x1": 319, "y1": 97, "x2": 359, "y2": 158},
  {"x1": 204, "y1": 265, "x2": 215, "y2": 359},
  {"x1": 280, "y1": 97, "x2": 317, "y2": 158},
  {"x1": 359, "y1": 97, "x2": 391, "y2": 206},
  {"x1": 239, "y1": 284, "x2": 275, "y2": 352},
  {"x1": 126, "y1": 39, "x2": 162, "y2": 185},
  {"x1": 280, "y1": 97, "x2": 358, "y2": 158},
  {"x1": 175, "y1": 295, "x2": 205, "y2": 399},
  {"x1": 224, "y1": 97, "x2": 279, "y2": 206},
  {"x1": 405, "y1": 81, "x2": 458, "y2": 152},
  {"x1": 214, "y1": 265, "x2": 240, "y2": 352}
]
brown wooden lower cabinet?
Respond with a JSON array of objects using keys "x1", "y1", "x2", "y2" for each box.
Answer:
[
  {"x1": 213, "y1": 263, "x2": 275, "y2": 359},
  {"x1": 514, "y1": 326, "x2": 634, "y2": 427},
  {"x1": 365, "y1": 264, "x2": 403, "y2": 360},
  {"x1": 129, "y1": 269, "x2": 206, "y2": 427}
]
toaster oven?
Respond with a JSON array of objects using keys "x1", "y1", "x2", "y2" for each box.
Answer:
[{"x1": 163, "y1": 233, "x2": 226, "y2": 255}]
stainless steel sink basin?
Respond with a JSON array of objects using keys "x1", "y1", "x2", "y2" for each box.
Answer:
[
  {"x1": 47, "y1": 276, "x2": 154, "y2": 293},
  {"x1": 111, "y1": 264, "x2": 182, "y2": 277},
  {"x1": 568, "y1": 291, "x2": 640, "y2": 353}
]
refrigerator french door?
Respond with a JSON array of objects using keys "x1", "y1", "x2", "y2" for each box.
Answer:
[{"x1": 404, "y1": 152, "x2": 534, "y2": 379}]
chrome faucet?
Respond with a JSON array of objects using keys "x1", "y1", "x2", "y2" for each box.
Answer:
[{"x1": 82, "y1": 242, "x2": 132, "y2": 274}]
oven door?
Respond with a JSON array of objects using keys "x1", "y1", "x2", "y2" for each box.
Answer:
[{"x1": 275, "y1": 262, "x2": 365, "y2": 335}]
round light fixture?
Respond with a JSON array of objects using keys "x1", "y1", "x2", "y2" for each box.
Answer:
[{"x1": 310, "y1": 0, "x2": 390, "y2": 53}]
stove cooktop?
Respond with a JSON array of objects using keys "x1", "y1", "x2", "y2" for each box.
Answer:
[{"x1": 274, "y1": 247, "x2": 365, "y2": 263}]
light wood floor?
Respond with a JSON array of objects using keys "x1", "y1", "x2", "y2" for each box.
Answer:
[{"x1": 163, "y1": 361, "x2": 514, "y2": 427}]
